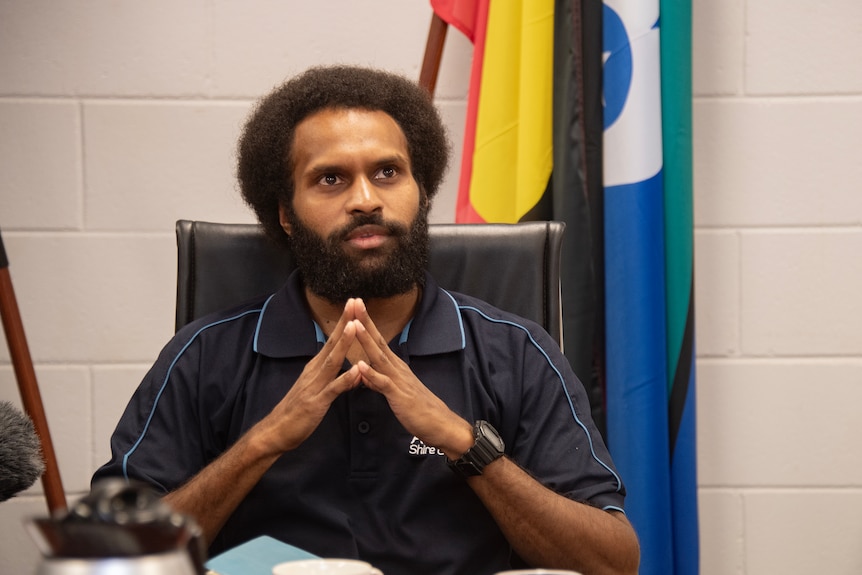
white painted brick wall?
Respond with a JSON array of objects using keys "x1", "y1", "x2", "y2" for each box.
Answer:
[
  {"x1": 83, "y1": 101, "x2": 256, "y2": 230},
  {"x1": 1, "y1": 0, "x2": 860, "y2": 573},
  {"x1": 694, "y1": 231, "x2": 740, "y2": 356},
  {"x1": 0, "y1": 234, "x2": 177, "y2": 363},
  {"x1": 0, "y1": 2, "x2": 212, "y2": 98},
  {"x1": 694, "y1": 99, "x2": 862, "y2": 227},
  {"x1": 692, "y1": 0, "x2": 862, "y2": 573},
  {"x1": 698, "y1": 361, "x2": 862, "y2": 486},
  {"x1": 741, "y1": 231, "x2": 862, "y2": 356},
  {"x1": 0, "y1": 100, "x2": 83, "y2": 229},
  {"x1": 746, "y1": 0, "x2": 862, "y2": 95},
  {"x1": 745, "y1": 490, "x2": 862, "y2": 573}
]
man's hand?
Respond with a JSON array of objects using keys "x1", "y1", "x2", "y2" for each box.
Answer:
[
  {"x1": 163, "y1": 300, "x2": 366, "y2": 543},
  {"x1": 254, "y1": 301, "x2": 364, "y2": 455},
  {"x1": 347, "y1": 299, "x2": 638, "y2": 573},
  {"x1": 349, "y1": 298, "x2": 474, "y2": 458}
]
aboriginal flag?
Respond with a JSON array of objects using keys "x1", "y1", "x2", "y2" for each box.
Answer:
[{"x1": 430, "y1": 0, "x2": 607, "y2": 430}]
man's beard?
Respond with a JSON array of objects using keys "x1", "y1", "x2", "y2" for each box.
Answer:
[{"x1": 285, "y1": 204, "x2": 429, "y2": 304}]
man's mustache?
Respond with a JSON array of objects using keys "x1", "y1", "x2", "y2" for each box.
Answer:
[{"x1": 331, "y1": 214, "x2": 409, "y2": 243}]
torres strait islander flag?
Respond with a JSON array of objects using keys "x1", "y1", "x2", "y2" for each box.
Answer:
[
  {"x1": 603, "y1": 0, "x2": 698, "y2": 573},
  {"x1": 433, "y1": 1, "x2": 698, "y2": 572}
]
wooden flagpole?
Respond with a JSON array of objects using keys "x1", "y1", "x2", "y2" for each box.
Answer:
[
  {"x1": 0, "y1": 229, "x2": 67, "y2": 514},
  {"x1": 419, "y1": 12, "x2": 449, "y2": 95}
]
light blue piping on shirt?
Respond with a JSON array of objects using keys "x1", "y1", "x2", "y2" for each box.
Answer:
[
  {"x1": 313, "y1": 322, "x2": 327, "y2": 344},
  {"x1": 440, "y1": 290, "x2": 466, "y2": 349},
  {"x1": 310, "y1": 320, "x2": 410, "y2": 346},
  {"x1": 252, "y1": 293, "x2": 277, "y2": 353},
  {"x1": 121, "y1": 308, "x2": 263, "y2": 481},
  {"x1": 397, "y1": 318, "x2": 414, "y2": 345},
  {"x1": 456, "y1": 304, "x2": 624, "y2": 494}
]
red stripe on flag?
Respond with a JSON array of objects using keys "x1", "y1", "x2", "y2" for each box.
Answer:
[
  {"x1": 430, "y1": 0, "x2": 480, "y2": 40},
  {"x1": 448, "y1": 0, "x2": 490, "y2": 222}
]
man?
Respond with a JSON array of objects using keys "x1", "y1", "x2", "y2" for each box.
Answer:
[{"x1": 94, "y1": 66, "x2": 639, "y2": 575}]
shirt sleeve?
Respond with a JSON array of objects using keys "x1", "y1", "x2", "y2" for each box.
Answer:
[
  {"x1": 92, "y1": 329, "x2": 214, "y2": 492},
  {"x1": 505, "y1": 325, "x2": 626, "y2": 512}
]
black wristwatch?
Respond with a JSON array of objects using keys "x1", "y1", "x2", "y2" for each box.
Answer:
[{"x1": 447, "y1": 420, "x2": 505, "y2": 477}]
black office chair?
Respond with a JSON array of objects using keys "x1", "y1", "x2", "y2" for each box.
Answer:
[{"x1": 175, "y1": 220, "x2": 565, "y2": 346}]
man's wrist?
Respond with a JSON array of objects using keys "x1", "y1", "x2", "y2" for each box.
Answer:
[
  {"x1": 246, "y1": 417, "x2": 294, "y2": 460},
  {"x1": 441, "y1": 420, "x2": 476, "y2": 460}
]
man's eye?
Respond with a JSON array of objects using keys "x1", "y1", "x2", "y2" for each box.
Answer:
[
  {"x1": 320, "y1": 174, "x2": 340, "y2": 185},
  {"x1": 377, "y1": 166, "x2": 397, "y2": 179}
]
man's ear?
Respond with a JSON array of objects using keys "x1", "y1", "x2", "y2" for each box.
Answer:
[
  {"x1": 277, "y1": 203, "x2": 292, "y2": 236},
  {"x1": 419, "y1": 185, "x2": 431, "y2": 210}
]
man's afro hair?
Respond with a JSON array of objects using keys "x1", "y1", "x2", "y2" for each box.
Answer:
[{"x1": 237, "y1": 65, "x2": 450, "y2": 247}]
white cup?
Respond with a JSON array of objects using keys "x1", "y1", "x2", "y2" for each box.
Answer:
[
  {"x1": 494, "y1": 570, "x2": 582, "y2": 575},
  {"x1": 272, "y1": 558, "x2": 383, "y2": 575}
]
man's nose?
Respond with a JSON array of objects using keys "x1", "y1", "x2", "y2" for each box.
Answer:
[{"x1": 346, "y1": 175, "x2": 382, "y2": 213}]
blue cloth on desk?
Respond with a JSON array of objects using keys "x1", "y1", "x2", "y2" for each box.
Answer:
[{"x1": 206, "y1": 535, "x2": 318, "y2": 575}]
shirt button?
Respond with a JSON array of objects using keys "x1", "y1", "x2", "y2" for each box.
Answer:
[{"x1": 357, "y1": 421, "x2": 371, "y2": 434}]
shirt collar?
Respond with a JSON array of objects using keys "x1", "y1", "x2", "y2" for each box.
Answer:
[{"x1": 254, "y1": 271, "x2": 465, "y2": 358}]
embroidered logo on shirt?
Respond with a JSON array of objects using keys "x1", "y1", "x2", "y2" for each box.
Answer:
[{"x1": 407, "y1": 436, "x2": 446, "y2": 457}]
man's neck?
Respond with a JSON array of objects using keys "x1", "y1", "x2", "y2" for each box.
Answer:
[{"x1": 304, "y1": 286, "x2": 422, "y2": 344}]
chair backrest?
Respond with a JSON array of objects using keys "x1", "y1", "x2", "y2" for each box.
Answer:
[{"x1": 175, "y1": 220, "x2": 565, "y2": 345}]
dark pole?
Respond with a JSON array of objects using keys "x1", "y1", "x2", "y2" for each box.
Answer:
[
  {"x1": 0, "y1": 228, "x2": 67, "y2": 514},
  {"x1": 419, "y1": 13, "x2": 449, "y2": 95}
]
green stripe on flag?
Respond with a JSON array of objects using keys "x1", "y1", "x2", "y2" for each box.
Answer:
[{"x1": 660, "y1": 0, "x2": 694, "y2": 404}]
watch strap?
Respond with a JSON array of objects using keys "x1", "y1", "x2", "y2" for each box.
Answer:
[{"x1": 447, "y1": 420, "x2": 504, "y2": 477}]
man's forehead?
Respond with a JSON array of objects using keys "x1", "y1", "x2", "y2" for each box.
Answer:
[
  {"x1": 298, "y1": 106, "x2": 401, "y2": 132},
  {"x1": 291, "y1": 107, "x2": 410, "y2": 161}
]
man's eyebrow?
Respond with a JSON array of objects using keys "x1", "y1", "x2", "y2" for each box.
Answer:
[
  {"x1": 373, "y1": 154, "x2": 409, "y2": 166},
  {"x1": 304, "y1": 155, "x2": 410, "y2": 176},
  {"x1": 304, "y1": 163, "x2": 344, "y2": 177},
  {"x1": 369, "y1": 155, "x2": 412, "y2": 174}
]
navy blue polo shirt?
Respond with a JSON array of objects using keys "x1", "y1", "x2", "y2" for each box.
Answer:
[{"x1": 94, "y1": 272, "x2": 625, "y2": 575}]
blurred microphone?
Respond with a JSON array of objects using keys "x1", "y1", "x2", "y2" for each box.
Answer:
[{"x1": 0, "y1": 400, "x2": 46, "y2": 502}]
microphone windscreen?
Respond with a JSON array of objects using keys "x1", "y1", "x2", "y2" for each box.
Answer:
[{"x1": 0, "y1": 400, "x2": 46, "y2": 502}]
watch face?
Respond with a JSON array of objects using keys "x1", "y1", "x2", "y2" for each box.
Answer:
[{"x1": 478, "y1": 421, "x2": 505, "y2": 452}]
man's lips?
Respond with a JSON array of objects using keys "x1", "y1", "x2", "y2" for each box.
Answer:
[{"x1": 344, "y1": 224, "x2": 391, "y2": 249}]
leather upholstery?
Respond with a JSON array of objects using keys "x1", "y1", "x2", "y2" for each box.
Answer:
[{"x1": 175, "y1": 220, "x2": 565, "y2": 345}]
